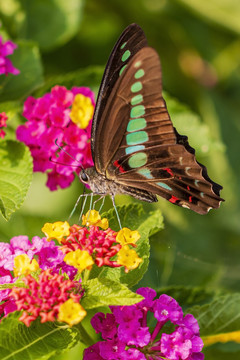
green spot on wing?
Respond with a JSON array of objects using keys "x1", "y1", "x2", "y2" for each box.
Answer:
[
  {"x1": 127, "y1": 118, "x2": 146, "y2": 132},
  {"x1": 120, "y1": 41, "x2": 127, "y2": 49},
  {"x1": 134, "y1": 60, "x2": 142, "y2": 68},
  {"x1": 131, "y1": 94, "x2": 143, "y2": 105},
  {"x1": 131, "y1": 82, "x2": 142, "y2": 93},
  {"x1": 138, "y1": 167, "x2": 153, "y2": 179},
  {"x1": 157, "y1": 182, "x2": 172, "y2": 191},
  {"x1": 119, "y1": 65, "x2": 127, "y2": 76},
  {"x1": 121, "y1": 50, "x2": 131, "y2": 62},
  {"x1": 135, "y1": 69, "x2": 145, "y2": 79},
  {"x1": 126, "y1": 131, "x2": 148, "y2": 145},
  {"x1": 128, "y1": 152, "x2": 147, "y2": 168},
  {"x1": 130, "y1": 105, "x2": 145, "y2": 118},
  {"x1": 125, "y1": 145, "x2": 145, "y2": 155}
]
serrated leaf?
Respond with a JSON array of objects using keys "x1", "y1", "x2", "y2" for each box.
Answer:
[
  {"x1": 0, "y1": 40, "x2": 43, "y2": 102},
  {"x1": 95, "y1": 204, "x2": 164, "y2": 288},
  {"x1": 0, "y1": 312, "x2": 80, "y2": 360},
  {"x1": 156, "y1": 286, "x2": 218, "y2": 308},
  {"x1": 81, "y1": 278, "x2": 143, "y2": 309},
  {"x1": 0, "y1": 140, "x2": 33, "y2": 220},
  {"x1": 188, "y1": 294, "x2": 240, "y2": 346}
]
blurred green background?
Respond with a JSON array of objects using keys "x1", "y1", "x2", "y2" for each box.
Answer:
[{"x1": 0, "y1": 0, "x2": 240, "y2": 358}]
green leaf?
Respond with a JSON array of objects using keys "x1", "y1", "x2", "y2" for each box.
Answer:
[
  {"x1": 188, "y1": 293, "x2": 240, "y2": 345},
  {"x1": 156, "y1": 286, "x2": 219, "y2": 308},
  {"x1": 81, "y1": 278, "x2": 143, "y2": 309},
  {"x1": 0, "y1": 40, "x2": 43, "y2": 102},
  {"x1": 164, "y1": 92, "x2": 224, "y2": 157},
  {"x1": 174, "y1": 0, "x2": 240, "y2": 35},
  {"x1": 17, "y1": 0, "x2": 84, "y2": 50},
  {"x1": 0, "y1": 140, "x2": 33, "y2": 220},
  {"x1": 0, "y1": 312, "x2": 80, "y2": 360},
  {"x1": 34, "y1": 66, "x2": 104, "y2": 97},
  {"x1": 94, "y1": 204, "x2": 164, "y2": 288}
]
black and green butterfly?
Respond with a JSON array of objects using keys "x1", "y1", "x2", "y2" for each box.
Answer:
[{"x1": 79, "y1": 23, "x2": 223, "y2": 220}]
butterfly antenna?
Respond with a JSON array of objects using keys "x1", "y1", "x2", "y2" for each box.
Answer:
[
  {"x1": 111, "y1": 195, "x2": 122, "y2": 229},
  {"x1": 54, "y1": 138, "x2": 84, "y2": 170}
]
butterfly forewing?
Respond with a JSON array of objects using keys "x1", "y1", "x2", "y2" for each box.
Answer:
[
  {"x1": 90, "y1": 24, "x2": 223, "y2": 214},
  {"x1": 92, "y1": 23, "x2": 148, "y2": 164}
]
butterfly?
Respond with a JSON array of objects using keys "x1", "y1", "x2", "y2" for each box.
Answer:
[{"x1": 79, "y1": 23, "x2": 223, "y2": 224}]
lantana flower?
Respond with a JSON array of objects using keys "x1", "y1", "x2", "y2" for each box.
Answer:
[
  {"x1": 0, "y1": 211, "x2": 142, "y2": 325},
  {"x1": 11, "y1": 269, "x2": 84, "y2": 326},
  {"x1": 84, "y1": 287, "x2": 204, "y2": 360},
  {"x1": 16, "y1": 85, "x2": 95, "y2": 190},
  {"x1": 0, "y1": 36, "x2": 20, "y2": 76}
]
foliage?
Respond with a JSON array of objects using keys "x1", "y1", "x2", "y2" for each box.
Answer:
[{"x1": 0, "y1": 0, "x2": 239, "y2": 359}]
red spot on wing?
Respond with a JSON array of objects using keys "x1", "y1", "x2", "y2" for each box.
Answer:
[
  {"x1": 169, "y1": 195, "x2": 179, "y2": 203},
  {"x1": 113, "y1": 160, "x2": 125, "y2": 173},
  {"x1": 163, "y1": 168, "x2": 174, "y2": 177},
  {"x1": 187, "y1": 185, "x2": 190, "y2": 191},
  {"x1": 189, "y1": 196, "x2": 192, "y2": 203}
]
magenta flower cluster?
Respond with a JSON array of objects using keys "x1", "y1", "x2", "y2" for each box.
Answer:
[
  {"x1": 0, "y1": 112, "x2": 8, "y2": 139},
  {"x1": 16, "y1": 85, "x2": 94, "y2": 190},
  {"x1": 0, "y1": 36, "x2": 19, "y2": 76},
  {"x1": 84, "y1": 287, "x2": 204, "y2": 360},
  {"x1": 0, "y1": 235, "x2": 77, "y2": 318}
]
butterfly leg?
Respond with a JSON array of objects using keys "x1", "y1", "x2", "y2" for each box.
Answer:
[
  {"x1": 79, "y1": 194, "x2": 90, "y2": 223},
  {"x1": 69, "y1": 192, "x2": 88, "y2": 221},
  {"x1": 93, "y1": 195, "x2": 105, "y2": 211},
  {"x1": 111, "y1": 195, "x2": 122, "y2": 229}
]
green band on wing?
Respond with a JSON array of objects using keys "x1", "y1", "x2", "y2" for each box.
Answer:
[
  {"x1": 125, "y1": 145, "x2": 145, "y2": 155},
  {"x1": 126, "y1": 131, "x2": 148, "y2": 145},
  {"x1": 138, "y1": 167, "x2": 153, "y2": 179},
  {"x1": 157, "y1": 182, "x2": 172, "y2": 191},
  {"x1": 127, "y1": 118, "x2": 146, "y2": 132},
  {"x1": 131, "y1": 82, "x2": 142, "y2": 93},
  {"x1": 120, "y1": 41, "x2": 127, "y2": 49},
  {"x1": 128, "y1": 152, "x2": 147, "y2": 168},
  {"x1": 121, "y1": 50, "x2": 131, "y2": 62},
  {"x1": 135, "y1": 69, "x2": 145, "y2": 79},
  {"x1": 130, "y1": 105, "x2": 145, "y2": 118},
  {"x1": 119, "y1": 64, "x2": 127, "y2": 76},
  {"x1": 131, "y1": 94, "x2": 143, "y2": 106}
]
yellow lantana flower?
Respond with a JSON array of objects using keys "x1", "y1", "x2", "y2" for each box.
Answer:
[
  {"x1": 42, "y1": 221, "x2": 70, "y2": 243},
  {"x1": 64, "y1": 249, "x2": 94, "y2": 272},
  {"x1": 58, "y1": 299, "x2": 87, "y2": 326},
  {"x1": 117, "y1": 245, "x2": 142, "y2": 273},
  {"x1": 82, "y1": 210, "x2": 109, "y2": 230},
  {"x1": 13, "y1": 254, "x2": 39, "y2": 277},
  {"x1": 70, "y1": 94, "x2": 94, "y2": 129},
  {"x1": 116, "y1": 227, "x2": 140, "y2": 245}
]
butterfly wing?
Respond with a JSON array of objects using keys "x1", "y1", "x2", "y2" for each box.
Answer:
[
  {"x1": 92, "y1": 26, "x2": 223, "y2": 213},
  {"x1": 91, "y1": 23, "x2": 148, "y2": 164}
]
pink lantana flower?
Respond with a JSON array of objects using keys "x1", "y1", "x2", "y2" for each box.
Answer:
[
  {"x1": 16, "y1": 85, "x2": 95, "y2": 190},
  {"x1": 0, "y1": 36, "x2": 20, "y2": 76},
  {"x1": 0, "y1": 112, "x2": 8, "y2": 139}
]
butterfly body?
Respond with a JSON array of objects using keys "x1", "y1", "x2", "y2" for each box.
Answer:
[
  {"x1": 80, "y1": 23, "x2": 223, "y2": 215},
  {"x1": 80, "y1": 167, "x2": 157, "y2": 202}
]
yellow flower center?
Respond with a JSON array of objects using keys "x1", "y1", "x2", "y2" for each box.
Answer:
[
  {"x1": 64, "y1": 249, "x2": 94, "y2": 272},
  {"x1": 116, "y1": 227, "x2": 140, "y2": 245},
  {"x1": 117, "y1": 245, "x2": 142, "y2": 273},
  {"x1": 58, "y1": 299, "x2": 87, "y2": 326},
  {"x1": 82, "y1": 210, "x2": 109, "y2": 230},
  {"x1": 70, "y1": 94, "x2": 94, "y2": 129},
  {"x1": 42, "y1": 221, "x2": 70, "y2": 243},
  {"x1": 13, "y1": 254, "x2": 39, "y2": 277}
]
